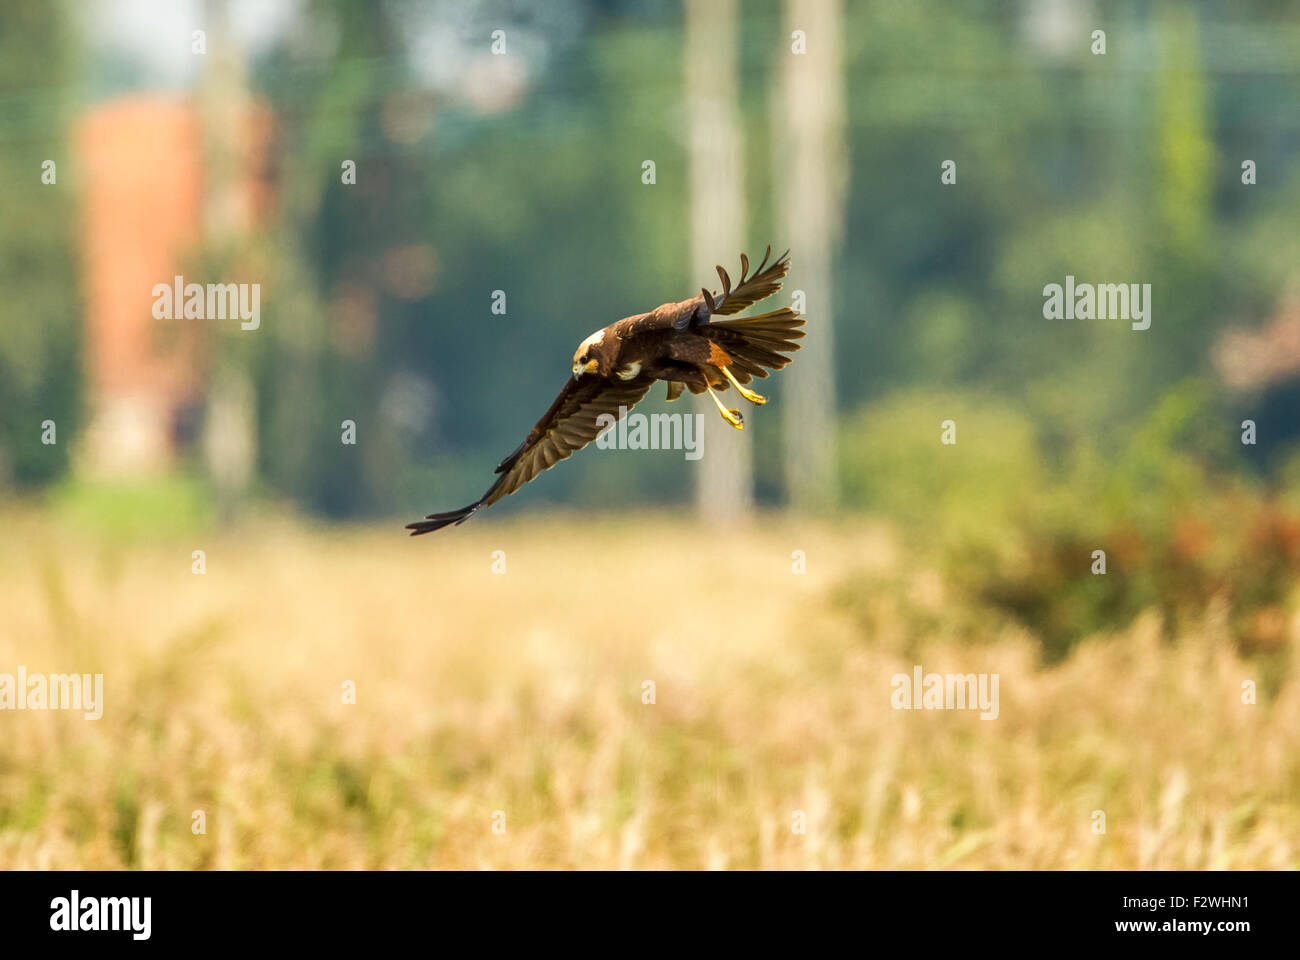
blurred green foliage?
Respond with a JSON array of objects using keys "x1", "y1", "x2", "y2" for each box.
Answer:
[
  {"x1": 47, "y1": 474, "x2": 215, "y2": 541},
  {"x1": 0, "y1": 3, "x2": 80, "y2": 488},
  {"x1": 838, "y1": 378, "x2": 1299, "y2": 662}
]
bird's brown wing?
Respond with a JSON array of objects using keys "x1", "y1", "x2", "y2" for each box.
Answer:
[
  {"x1": 406, "y1": 374, "x2": 654, "y2": 535},
  {"x1": 660, "y1": 246, "x2": 791, "y2": 331},
  {"x1": 705, "y1": 246, "x2": 791, "y2": 317}
]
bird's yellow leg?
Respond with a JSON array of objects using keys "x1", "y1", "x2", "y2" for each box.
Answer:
[
  {"x1": 705, "y1": 384, "x2": 744, "y2": 429},
  {"x1": 721, "y1": 366, "x2": 767, "y2": 405}
]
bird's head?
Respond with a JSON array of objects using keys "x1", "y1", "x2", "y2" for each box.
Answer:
[{"x1": 571, "y1": 328, "x2": 607, "y2": 379}]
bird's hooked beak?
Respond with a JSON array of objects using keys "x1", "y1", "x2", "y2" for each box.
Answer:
[{"x1": 572, "y1": 359, "x2": 599, "y2": 380}]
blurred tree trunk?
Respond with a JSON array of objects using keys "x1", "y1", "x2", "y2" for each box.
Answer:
[
  {"x1": 686, "y1": 0, "x2": 753, "y2": 523},
  {"x1": 776, "y1": 0, "x2": 846, "y2": 511},
  {"x1": 198, "y1": 0, "x2": 256, "y2": 522}
]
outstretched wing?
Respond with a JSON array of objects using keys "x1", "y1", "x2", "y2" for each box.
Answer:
[
  {"x1": 705, "y1": 246, "x2": 791, "y2": 317},
  {"x1": 620, "y1": 247, "x2": 792, "y2": 335},
  {"x1": 670, "y1": 246, "x2": 791, "y2": 330},
  {"x1": 406, "y1": 374, "x2": 654, "y2": 535}
]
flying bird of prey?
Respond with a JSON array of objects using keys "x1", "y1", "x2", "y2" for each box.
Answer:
[{"x1": 406, "y1": 247, "x2": 804, "y2": 535}]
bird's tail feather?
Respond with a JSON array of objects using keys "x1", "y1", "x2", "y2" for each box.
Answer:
[{"x1": 705, "y1": 308, "x2": 805, "y2": 381}]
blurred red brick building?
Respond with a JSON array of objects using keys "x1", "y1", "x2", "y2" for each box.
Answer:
[{"x1": 74, "y1": 94, "x2": 269, "y2": 476}]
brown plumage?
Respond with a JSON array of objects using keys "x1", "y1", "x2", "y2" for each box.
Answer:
[{"x1": 406, "y1": 247, "x2": 804, "y2": 535}]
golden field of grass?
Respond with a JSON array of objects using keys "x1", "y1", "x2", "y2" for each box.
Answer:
[{"x1": 0, "y1": 509, "x2": 1297, "y2": 868}]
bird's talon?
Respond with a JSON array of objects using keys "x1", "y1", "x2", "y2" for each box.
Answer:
[
  {"x1": 721, "y1": 366, "x2": 767, "y2": 405},
  {"x1": 706, "y1": 383, "x2": 745, "y2": 428}
]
